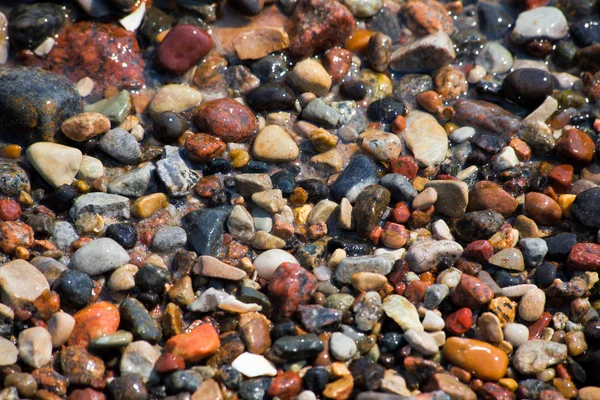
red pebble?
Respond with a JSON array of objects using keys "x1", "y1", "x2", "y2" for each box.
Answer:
[
  {"x1": 478, "y1": 382, "x2": 516, "y2": 400},
  {"x1": 322, "y1": 48, "x2": 352, "y2": 83},
  {"x1": 528, "y1": 312, "x2": 552, "y2": 339},
  {"x1": 154, "y1": 352, "x2": 186, "y2": 373},
  {"x1": 463, "y1": 240, "x2": 494, "y2": 263},
  {"x1": 0, "y1": 199, "x2": 22, "y2": 221},
  {"x1": 390, "y1": 156, "x2": 419, "y2": 179},
  {"x1": 567, "y1": 242, "x2": 600, "y2": 270},
  {"x1": 390, "y1": 202, "x2": 410, "y2": 224},
  {"x1": 269, "y1": 263, "x2": 317, "y2": 319},
  {"x1": 539, "y1": 390, "x2": 567, "y2": 400},
  {"x1": 67, "y1": 389, "x2": 106, "y2": 400},
  {"x1": 548, "y1": 164, "x2": 574, "y2": 194},
  {"x1": 435, "y1": 174, "x2": 456, "y2": 180},
  {"x1": 267, "y1": 371, "x2": 302, "y2": 400},
  {"x1": 445, "y1": 308, "x2": 473, "y2": 335},
  {"x1": 404, "y1": 280, "x2": 428, "y2": 305},
  {"x1": 450, "y1": 274, "x2": 494, "y2": 309},
  {"x1": 156, "y1": 25, "x2": 213, "y2": 74}
]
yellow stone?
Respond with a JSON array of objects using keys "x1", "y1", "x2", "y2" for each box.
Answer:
[
  {"x1": 514, "y1": 215, "x2": 539, "y2": 238},
  {"x1": 442, "y1": 337, "x2": 509, "y2": 381},
  {"x1": 557, "y1": 194, "x2": 576, "y2": 218},
  {"x1": 230, "y1": 149, "x2": 250, "y2": 168},
  {"x1": 311, "y1": 149, "x2": 343, "y2": 173},
  {"x1": 2, "y1": 144, "x2": 22, "y2": 159},
  {"x1": 330, "y1": 362, "x2": 351, "y2": 378},
  {"x1": 308, "y1": 128, "x2": 338, "y2": 153},
  {"x1": 17, "y1": 191, "x2": 33, "y2": 207},
  {"x1": 131, "y1": 193, "x2": 168, "y2": 219},
  {"x1": 294, "y1": 205, "x2": 313, "y2": 225},
  {"x1": 488, "y1": 296, "x2": 517, "y2": 327},
  {"x1": 579, "y1": 387, "x2": 600, "y2": 400},
  {"x1": 351, "y1": 272, "x2": 387, "y2": 292},
  {"x1": 323, "y1": 375, "x2": 354, "y2": 400},
  {"x1": 412, "y1": 176, "x2": 429, "y2": 191},
  {"x1": 499, "y1": 378, "x2": 518, "y2": 391},
  {"x1": 488, "y1": 229, "x2": 519, "y2": 252}
]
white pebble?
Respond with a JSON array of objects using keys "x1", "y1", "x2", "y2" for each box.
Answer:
[
  {"x1": 467, "y1": 65, "x2": 486, "y2": 84},
  {"x1": 33, "y1": 37, "x2": 55, "y2": 57},
  {"x1": 493, "y1": 146, "x2": 519, "y2": 171},
  {"x1": 422, "y1": 310, "x2": 445, "y2": 331},
  {"x1": 449, "y1": 126, "x2": 476, "y2": 143},
  {"x1": 253, "y1": 249, "x2": 299, "y2": 280},
  {"x1": 119, "y1": 2, "x2": 146, "y2": 32},
  {"x1": 18, "y1": 327, "x2": 52, "y2": 368},
  {"x1": 77, "y1": 77, "x2": 95, "y2": 98},
  {"x1": 503, "y1": 323, "x2": 529, "y2": 348},
  {"x1": 314, "y1": 265, "x2": 332, "y2": 281},
  {"x1": 232, "y1": 352, "x2": 277, "y2": 377},
  {"x1": 432, "y1": 219, "x2": 453, "y2": 241}
]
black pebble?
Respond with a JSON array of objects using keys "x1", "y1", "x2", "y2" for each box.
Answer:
[
  {"x1": 105, "y1": 223, "x2": 138, "y2": 249},
  {"x1": 53, "y1": 270, "x2": 94, "y2": 311},
  {"x1": 339, "y1": 80, "x2": 367, "y2": 101}
]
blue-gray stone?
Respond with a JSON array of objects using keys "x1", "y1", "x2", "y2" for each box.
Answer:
[
  {"x1": 302, "y1": 98, "x2": 340, "y2": 128},
  {"x1": 70, "y1": 192, "x2": 130, "y2": 220},
  {"x1": 380, "y1": 173, "x2": 418, "y2": 203},
  {"x1": 152, "y1": 226, "x2": 187, "y2": 253},
  {"x1": 119, "y1": 298, "x2": 162, "y2": 343},
  {"x1": 157, "y1": 147, "x2": 201, "y2": 197},
  {"x1": 98, "y1": 128, "x2": 142, "y2": 165},
  {"x1": 330, "y1": 155, "x2": 379, "y2": 202},
  {"x1": 519, "y1": 238, "x2": 548, "y2": 267},
  {"x1": 182, "y1": 207, "x2": 231, "y2": 256},
  {"x1": 108, "y1": 163, "x2": 157, "y2": 197}
]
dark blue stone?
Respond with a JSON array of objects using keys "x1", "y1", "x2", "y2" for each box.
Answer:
[
  {"x1": 52, "y1": 270, "x2": 93, "y2": 311},
  {"x1": 119, "y1": 298, "x2": 162, "y2": 343},
  {"x1": 238, "y1": 378, "x2": 272, "y2": 400},
  {"x1": 329, "y1": 155, "x2": 379, "y2": 202},
  {"x1": 134, "y1": 264, "x2": 171, "y2": 293},
  {"x1": 303, "y1": 367, "x2": 330, "y2": 394},
  {"x1": 164, "y1": 371, "x2": 202, "y2": 394},
  {"x1": 544, "y1": 233, "x2": 578, "y2": 259},
  {"x1": 271, "y1": 170, "x2": 296, "y2": 196},
  {"x1": 246, "y1": 82, "x2": 296, "y2": 112},
  {"x1": 105, "y1": 223, "x2": 138, "y2": 249}
]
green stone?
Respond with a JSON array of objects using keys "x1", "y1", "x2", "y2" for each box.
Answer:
[
  {"x1": 324, "y1": 294, "x2": 355, "y2": 312},
  {"x1": 88, "y1": 330, "x2": 133, "y2": 349},
  {"x1": 85, "y1": 90, "x2": 132, "y2": 125}
]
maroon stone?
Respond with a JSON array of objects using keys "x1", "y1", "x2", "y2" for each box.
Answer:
[
  {"x1": 155, "y1": 25, "x2": 213, "y2": 75},
  {"x1": 193, "y1": 98, "x2": 258, "y2": 143},
  {"x1": 286, "y1": 0, "x2": 355, "y2": 57},
  {"x1": 154, "y1": 352, "x2": 186, "y2": 373},
  {"x1": 390, "y1": 156, "x2": 419, "y2": 179},
  {"x1": 479, "y1": 382, "x2": 516, "y2": 400},
  {"x1": 323, "y1": 48, "x2": 352, "y2": 83},
  {"x1": 568, "y1": 243, "x2": 600, "y2": 270},
  {"x1": 269, "y1": 262, "x2": 317, "y2": 319},
  {"x1": 463, "y1": 240, "x2": 494, "y2": 263},
  {"x1": 267, "y1": 371, "x2": 302, "y2": 400},
  {"x1": 445, "y1": 308, "x2": 473, "y2": 335},
  {"x1": 450, "y1": 274, "x2": 494, "y2": 309},
  {"x1": 453, "y1": 99, "x2": 522, "y2": 140}
]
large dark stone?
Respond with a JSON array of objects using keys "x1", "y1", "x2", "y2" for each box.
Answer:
[
  {"x1": 181, "y1": 207, "x2": 231, "y2": 256},
  {"x1": 0, "y1": 68, "x2": 82, "y2": 144},
  {"x1": 246, "y1": 82, "x2": 296, "y2": 112},
  {"x1": 9, "y1": 3, "x2": 66, "y2": 49},
  {"x1": 502, "y1": 68, "x2": 553, "y2": 108},
  {"x1": 572, "y1": 187, "x2": 600, "y2": 229},
  {"x1": 353, "y1": 184, "x2": 391, "y2": 236},
  {"x1": 455, "y1": 210, "x2": 504, "y2": 243},
  {"x1": 329, "y1": 155, "x2": 380, "y2": 202},
  {"x1": 119, "y1": 298, "x2": 162, "y2": 343}
]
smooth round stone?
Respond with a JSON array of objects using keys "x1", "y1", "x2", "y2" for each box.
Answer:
[
  {"x1": 156, "y1": 25, "x2": 212, "y2": 74},
  {"x1": 503, "y1": 68, "x2": 553, "y2": 107},
  {"x1": 570, "y1": 17, "x2": 600, "y2": 47},
  {"x1": 185, "y1": 133, "x2": 226, "y2": 163},
  {"x1": 89, "y1": 330, "x2": 133, "y2": 350},
  {"x1": 149, "y1": 84, "x2": 203, "y2": 117},
  {"x1": 442, "y1": 337, "x2": 509, "y2": 381},
  {"x1": 4, "y1": 372, "x2": 38, "y2": 398},
  {"x1": 78, "y1": 155, "x2": 104, "y2": 180},
  {"x1": 8, "y1": 3, "x2": 65, "y2": 49},
  {"x1": 488, "y1": 248, "x2": 525, "y2": 271},
  {"x1": 46, "y1": 311, "x2": 76, "y2": 348},
  {"x1": 252, "y1": 125, "x2": 299, "y2": 162},
  {"x1": 246, "y1": 82, "x2": 296, "y2": 112},
  {"x1": 26, "y1": 142, "x2": 83, "y2": 188},
  {"x1": 68, "y1": 238, "x2": 130, "y2": 276},
  {"x1": 476, "y1": 42, "x2": 513, "y2": 74},
  {"x1": 287, "y1": 59, "x2": 332, "y2": 97},
  {"x1": 153, "y1": 111, "x2": 189, "y2": 143},
  {"x1": 252, "y1": 249, "x2": 300, "y2": 280},
  {"x1": 109, "y1": 374, "x2": 148, "y2": 400},
  {"x1": 251, "y1": 54, "x2": 289, "y2": 82},
  {"x1": 135, "y1": 264, "x2": 171, "y2": 293},
  {"x1": 329, "y1": 332, "x2": 358, "y2": 361},
  {"x1": 339, "y1": 80, "x2": 367, "y2": 100},
  {"x1": 232, "y1": 352, "x2": 277, "y2": 377},
  {"x1": 412, "y1": 187, "x2": 437, "y2": 211},
  {"x1": 193, "y1": 98, "x2": 258, "y2": 143},
  {"x1": 0, "y1": 336, "x2": 18, "y2": 366},
  {"x1": 524, "y1": 192, "x2": 562, "y2": 226},
  {"x1": 511, "y1": 7, "x2": 568, "y2": 44},
  {"x1": 518, "y1": 288, "x2": 546, "y2": 322},
  {"x1": 105, "y1": 223, "x2": 138, "y2": 249},
  {"x1": 572, "y1": 188, "x2": 600, "y2": 228},
  {"x1": 53, "y1": 269, "x2": 94, "y2": 311},
  {"x1": 152, "y1": 226, "x2": 187, "y2": 253},
  {"x1": 61, "y1": 112, "x2": 110, "y2": 142},
  {"x1": 503, "y1": 323, "x2": 529, "y2": 348},
  {"x1": 455, "y1": 210, "x2": 504, "y2": 242},
  {"x1": 18, "y1": 327, "x2": 52, "y2": 368},
  {"x1": 534, "y1": 262, "x2": 556, "y2": 287},
  {"x1": 367, "y1": 96, "x2": 406, "y2": 123}
]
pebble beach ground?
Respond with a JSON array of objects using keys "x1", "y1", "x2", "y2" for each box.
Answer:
[{"x1": 2, "y1": 0, "x2": 600, "y2": 399}]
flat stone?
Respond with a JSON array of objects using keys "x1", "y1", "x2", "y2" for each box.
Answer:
[
  {"x1": 330, "y1": 155, "x2": 379, "y2": 203},
  {"x1": 108, "y1": 163, "x2": 157, "y2": 197},
  {"x1": 424, "y1": 180, "x2": 468, "y2": 218},
  {"x1": 234, "y1": 174, "x2": 273, "y2": 197},
  {"x1": 0, "y1": 259, "x2": 50, "y2": 309},
  {"x1": 227, "y1": 205, "x2": 255, "y2": 243},
  {"x1": 18, "y1": 327, "x2": 52, "y2": 368},
  {"x1": 329, "y1": 332, "x2": 358, "y2": 361},
  {"x1": 182, "y1": 207, "x2": 230, "y2": 257},
  {"x1": 232, "y1": 27, "x2": 290, "y2": 60},
  {"x1": 252, "y1": 125, "x2": 299, "y2": 162},
  {"x1": 26, "y1": 142, "x2": 82, "y2": 188},
  {"x1": 405, "y1": 240, "x2": 463, "y2": 274},
  {"x1": 390, "y1": 31, "x2": 456, "y2": 72},
  {"x1": 302, "y1": 98, "x2": 340, "y2": 128},
  {"x1": 152, "y1": 226, "x2": 187, "y2": 253},
  {"x1": 120, "y1": 340, "x2": 160, "y2": 382},
  {"x1": 0, "y1": 337, "x2": 18, "y2": 366},
  {"x1": 380, "y1": 173, "x2": 418, "y2": 203},
  {"x1": 308, "y1": 200, "x2": 339, "y2": 225},
  {"x1": 68, "y1": 238, "x2": 130, "y2": 276},
  {"x1": 402, "y1": 110, "x2": 448, "y2": 166},
  {"x1": 232, "y1": 352, "x2": 277, "y2": 377},
  {"x1": 47, "y1": 312, "x2": 76, "y2": 348},
  {"x1": 85, "y1": 90, "x2": 132, "y2": 125},
  {"x1": 156, "y1": 147, "x2": 201, "y2": 197},
  {"x1": 488, "y1": 248, "x2": 525, "y2": 271},
  {"x1": 149, "y1": 84, "x2": 203, "y2": 117},
  {"x1": 193, "y1": 256, "x2": 246, "y2": 280},
  {"x1": 335, "y1": 254, "x2": 395, "y2": 283},
  {"x1": 70, "y1": 192, "x2": 130, "y2": 220},
  {"x1": 382, "y1": 295, "x2": 423, "y2": 332}
]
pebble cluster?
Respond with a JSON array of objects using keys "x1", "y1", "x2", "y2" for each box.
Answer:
[{"x1": 1, "y1": 0, "x2": 600, "y2": 400}]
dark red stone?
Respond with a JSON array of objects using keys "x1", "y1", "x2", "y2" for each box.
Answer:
[
  {"x1": 323, "y1": 48, "x2": 352, "y2": 83},
  {"x1": 568, "y1": 243, "x2": 600, "y2": 270},
  {"x1": 390, "y1": 202, "x2": 411, "y2": 224},
  {"x1": 67, "y1": 389, "x2": 106, "y2": 400},
  {"x1": 185, "y1": 133, "x2": 226, "y2": 163},
  {"x1": 269, "y1": 262, "x2": 317, "y2": 319},
  {"x1": 267, "y1": 371, "x2": 302, "y2": 400},
  {"x1": 450, "y1": 274, "x2": 494, "y2": 309},
  {"x1": 390, "y1": 156, "x2": 419, "y2": 179},
  {"x1": 0, "y1": 199, "x2": 22, "y2": 221},
  {"x1": 528, "y1": 312, "x2": 552, "y2": 339},
  {"x1": 44, "y1": 22, "x2": 145, "y2": 101},
  {"x1": 286, "y1": 0, "x2": 355, "y2": 57},
  {"x1": 193, "y1": 98, "x2": 258, "y2": 143},
  {"x1": 463, "y1": 240, "x2": 494, "y2": 263},
  {"x1": 32, "y1": 368, "x2": 68, "y2": 397},
  {"x1": 556, "y1": 127, "x2": 595, "y2": 166},
  {"x1": 155, "y1": 25, "x2": 213, "y2": 75},
  {"x1": 453, "y1": 99, "x2": 522, "y2": 140},
  {"x1": 479, "y1": 382, "x2": 516, "y2": 400},
  {"x1": 404, "y1": 280, "x2": 428, "y2": 304},
  {"x1": 154, "y1": 352, "x2": 186, "y2": 373},
  {"x1": 538, "y1": 390, "x2": 567, "y2": 400},
  {"x1": 445, "y1": 308, "x2": 473, "y2": 335}
]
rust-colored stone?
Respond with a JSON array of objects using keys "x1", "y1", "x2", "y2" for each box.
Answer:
[
  {"x1": 68, "y1": 302, "x2": 120, "y2": 347},
  {"x1": 193, "y1": 98, "x2": 258, "y2": 143},
  {"x1": 269, "y1": 262, "x2": 317, "y2": 319}
]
